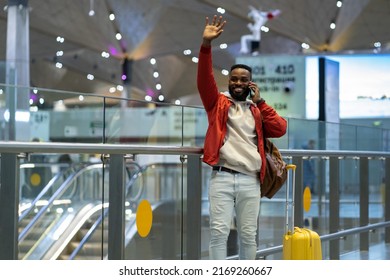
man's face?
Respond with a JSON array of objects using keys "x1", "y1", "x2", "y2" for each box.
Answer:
[{"x1": 228, "y1": 68, "x2": 251, "y2": 101}]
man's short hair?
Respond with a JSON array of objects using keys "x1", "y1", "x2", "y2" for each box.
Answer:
[{"x1": 230, "y1": 64, "x2": 252, "y2": 79}]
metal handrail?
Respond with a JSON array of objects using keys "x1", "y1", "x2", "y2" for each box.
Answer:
[
  {"x1": 0, "y1": 141, "x2": 204, "y2": 155},
  {"x1": 0, "y1": 141, "x2": 388, "y2": 158},
  {"x1": 226, "y1": 221, "x2": 390, "y2": 260},
  {"x1": 1, "y1": 141, "x2": 389, "y2": 259}
]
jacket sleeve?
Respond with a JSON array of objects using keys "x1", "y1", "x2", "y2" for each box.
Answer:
[
  {"x1": 197, "y1": 45, "x2": 220, "y2": 112},
  {"x1": 258, "y1": 102, "x2": 287, "y2": 138}
]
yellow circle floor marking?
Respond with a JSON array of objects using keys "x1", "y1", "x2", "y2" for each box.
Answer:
[
  {"x1": 136, "y1": 200, "x2": 153, "y2": 238},
  {"x1": 30, "y1": 173, "x2": 41, "y2": 186},
  {"x1": 303, "y1": 186, "x2": 312, "y2": 212}
]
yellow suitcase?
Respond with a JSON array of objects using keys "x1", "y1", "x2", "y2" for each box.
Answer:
[{"x1": 282, "y1": 165, "x2": 322, "y2": 260}]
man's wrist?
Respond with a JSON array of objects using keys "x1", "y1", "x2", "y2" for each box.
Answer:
[
  {"x1": 256, "y1": 98, "x2": 265, "y2": 105},
  {"x1": 202, "y1": 39, "x2": 211, "y2": 47}
]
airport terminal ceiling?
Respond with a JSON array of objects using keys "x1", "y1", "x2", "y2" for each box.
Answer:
[{"x1": 0, "y1": 0, "x2": 389, "y2": 107}]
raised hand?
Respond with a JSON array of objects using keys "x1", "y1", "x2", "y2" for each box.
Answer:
[{"x1": 202, "y1": 15, "x2": 226, "y2": 46}]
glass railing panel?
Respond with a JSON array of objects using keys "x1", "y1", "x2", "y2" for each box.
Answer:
[
  {"x1": 257, "y1": 186, "x2": 286, "y2": 260},
  {"x1": 284, "y1": 117, "x2": 321, "y2": 150},
  {"x1": 18, "y1": 156, "x2": 107, "y2": 260},
  {"x1": 340, "y1": 123, "x2": 357, "y2": 150},
  {"x1": 121, "y1": 155, "x2": 185, "y2": 260},
  {"x1": 0, "y1": 83, "x2": 28, "y2": 141},
  {"x1": 284, "y1": 117, "x2": 390, "y2": 152},
  {"x1": 104, "y1": 99, "x2": 188, "y2": 146},
  {"x1": 356, "y1": 125, "x2": 383, "y2": 151},
  {"x1": 1, "y1": 143, "x2": 388, "y2": 260},
  {"x1": 182, "y1": 105, "x2": 207, "y2": 147},
  {"x1": 302, "y1": 155, "x2": 326, "y2": 228},
  {"x1": 338, "y1": 158, "x2": 360, "y2": 256},
  {"x1": 369, "y1": 157, "x2": 386, "y2": 223},
  {"x1": 64, "y1": 161, "x2": 141, "y2": 260},
  {"x1": 19, "y1": 156, "x2": 76, "y2": 215},
  {"x1": 2, "y1": 83, "x2": 390, "y2": 151},
  {"x1": 0, "y1": 84, "x2": 106, "y2": 143},
  {"x1": 101, "y1": 96, "x2": 125, "y2": 144},
  {"x1": 368, "y1": 158, "x2": 386, "y2": 248},
  {"x1": 0, "y1": 69, "x2": 5, "y2": 110},
  {"x1": 48, "y1": 90, "x2": 106, "y2": 144}
]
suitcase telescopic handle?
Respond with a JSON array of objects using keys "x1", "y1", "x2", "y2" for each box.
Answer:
[{"x1": 285, "y1": 164, "x2": 296, "y2": 234}]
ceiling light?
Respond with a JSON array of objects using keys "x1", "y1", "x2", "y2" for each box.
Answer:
[
  {"x1": 192, "y1": 57, "x2": 199, "y2": 63},
  {"x1": 217, "y1": 7, "x2": 225, "y2": 14},
  {"x1": 221, "y1": 69, "x2": 229, "y2": 76},
  {"x1": 330, "y1": 22, "x2": 336, "y2": 29},
  {"x1": 115, "y1": 32, "x2": 122, "y2": 40},
  {"x1": 337, "y1": 1, "x2": 342, "y2": 8},
  {"x1": 109, "y1": 13, "x2": 115, "y2": 21},
  {"x1": 87, "y1": 74, "x2": 94, "y2": 80},
  {"x1": 158, "y1": 94, "x2": 165, "y2": 101},
  {"x1": 55, "y1": 62, "x2": 63, "y2": 68},
  {"x1": 153, "y1": 71, "x2": 159, "y2": 78},
  {"x1": 101, "y1": 51, "x2": 110, "y2": 58},
  {"x1": 56, "y1": 36, "x2": 64, "y2": 43},
  {"x1": 145, "y1": 95, "x2": 152, "y2": 102},
  {"x1": 156, "y1": 83, "x2": 162, "y2": 90},
  {"x1": 219, "y1": 43, "x2": 227, "y2": 49},
  {"x1": 150, "y1": 58, "x2": 156, "y2": 65},
  {"x1": 89, "y1": 0, "x2": 95, "y2": 16},
  {"x1": 301, "y1": 43, "x2": 310, "y2": 49},
  {"x1": 79, "y1": 95, "x2": 84, "y2": 101},
  {"x1": 261, "y1": 26, "x2": 269, "y2": 32},
  {"x1": 175, "y1": 99, "x2": 181, "y2": 105}
]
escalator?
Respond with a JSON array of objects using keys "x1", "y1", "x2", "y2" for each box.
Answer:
[
  {"x1": 64, "y1": 162, "x2": 211, "y2": 260},
  {"x1": 53, "y1": 164, "x2": 176, "y2": 260},
  {"x1": 18, "y1": 161, "x2": 115, "y2": 259},
  {"x1": 18, "y1": 161, "x2": 207, "y2": 260}
]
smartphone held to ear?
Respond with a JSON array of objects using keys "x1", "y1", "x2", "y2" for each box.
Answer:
[{"x1": 249, "y1": 81, "x2": 255, "y2": 97}]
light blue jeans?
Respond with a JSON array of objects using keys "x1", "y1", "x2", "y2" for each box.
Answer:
[{"x1": 208, "y1": 170, "x2": 261, "y2": 260}]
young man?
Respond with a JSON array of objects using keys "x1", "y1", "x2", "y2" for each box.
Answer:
[{"x1": 197, "y1": 15, "x2": 287, "y2": 260}]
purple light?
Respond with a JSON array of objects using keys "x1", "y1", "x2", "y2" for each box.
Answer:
[
  {"x1": 146, "y1": 88, "x2": 155, "y2": 97},
  {"x1": 121, "y1": 74, "x2": 127, "y2": 80},
  {"x1": 29, "y1": 93, "x2": 38, "y2": 102},
  {"x1": 108, "y1": 45, "x2": 119, "y2": 56}
]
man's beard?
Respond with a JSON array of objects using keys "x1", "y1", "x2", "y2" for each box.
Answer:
[{"x1": 229, "y1": 85, "x2": 251, "y2": 101}]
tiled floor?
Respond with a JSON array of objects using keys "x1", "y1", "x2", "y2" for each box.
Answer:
[{"x1": 340, "y1": 243, "x2": 390, "y2": 260}]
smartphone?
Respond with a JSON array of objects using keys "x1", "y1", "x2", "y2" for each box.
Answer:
[{"x1": 249, "y1": 82, "x2": 255, "y2": 97}]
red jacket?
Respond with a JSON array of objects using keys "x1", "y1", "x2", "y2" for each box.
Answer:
[{"x1": 197, "y1": 45, "x2": 287, "y2": 183}]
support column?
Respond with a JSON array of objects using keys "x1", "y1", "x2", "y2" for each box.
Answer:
[
  {"x1": 385, "y1": 158, "x2": 390, "y2": 243},
  {"x1": 0, "y1": 153, "x2": 20, "y2": 259},
  {"x1": 108, "y1": 154, "x2": 125, "y2": 260},
  {"x1": 329, "y1": 157, "x2": 340, "y2": 259},
  {"x1": 359, "y1": 157, "x2": 369, "y2": 251},
  {"x1": 5, "y1": 0, "x2": 30, "y2": 141}
]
